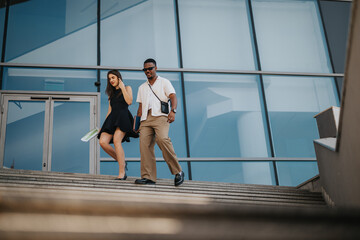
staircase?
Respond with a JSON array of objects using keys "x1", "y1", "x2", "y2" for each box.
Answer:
[{"x1": 0, "y1": 168, "x2": 359, "y2": 239}]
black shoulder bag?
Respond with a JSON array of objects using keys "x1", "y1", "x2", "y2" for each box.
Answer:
[{"x1": 148, "y1": 84, "x2": 169, "y2": 114}]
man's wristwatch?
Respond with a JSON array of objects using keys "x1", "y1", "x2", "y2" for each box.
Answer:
[{"x1": 171, "y1": 109, "x2": 177, "y2": 113}]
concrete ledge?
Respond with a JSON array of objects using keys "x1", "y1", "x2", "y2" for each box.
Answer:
[
  {"x1": 314, "y1": 138, "x2": 337, "y2": 152},
  {"x1": 314, "y1": 106, "x2": 340, "y2": 138},
  {"x1": 296, "y1": 175, "x2": 321, "y2": 193},
  {"x1": 322, "y1": 187, "x2": 336, "y2": 207}
]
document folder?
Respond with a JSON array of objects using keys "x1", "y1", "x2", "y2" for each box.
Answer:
[
  {"x1": 81, "y1": 128, "x2": 99, "y2": 142},
  {"x1": 134, "y1": 116, "x2": 141, "y2": 132}
]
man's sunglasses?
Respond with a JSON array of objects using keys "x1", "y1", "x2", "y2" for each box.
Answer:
[{"x1": 142, "y1": 67, "x2": 155, "y2": 72}]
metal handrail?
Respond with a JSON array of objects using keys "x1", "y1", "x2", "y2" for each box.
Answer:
[{"x1": 0, "y1": 62, "x2": 344, "y2": 77}]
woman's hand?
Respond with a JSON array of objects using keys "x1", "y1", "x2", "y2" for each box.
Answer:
[{"x1": 118, "y1": 80, "x2": 126, "y2": 90}]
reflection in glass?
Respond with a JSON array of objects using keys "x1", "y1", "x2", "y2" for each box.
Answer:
[
  {"x1": 101, "y1": 0, "x2": 178, "y2": 68},
  {"x1": 51, "y1": 101, "x2": 90, "y2": 173},
  {"x1": 2, "y1": 67, "x2": 97, "y2": 92},
  {"x1": 3, "y1": 101, "x2": 45, "y2": 171},
  {"x1": 5, "y1": 0, "x2": 96, "y2": 65},
  {"x1": 178, "y1": 0, "x2": 256, "y2": 70},
  {"x1": 185, "y1": 73, "x2": 270, "y2": 157},
  {"x1": 264, "y1": 76, "x2": 339, "y2": 157},
  {"x1": 276, "y1": 161, "x2": 318, "y2": 186},
  {"x1": 252, "y1": 0, "x2": 332, "y2": 73},
  {"x1": 99, "y1": 71, "x2": 187, "y2": 158},
  {"x1": 191, "y1": 161, "x2": 275, "y2": 185}
]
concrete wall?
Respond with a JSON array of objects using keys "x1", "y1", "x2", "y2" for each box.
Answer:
[{"x1": 314, "y1": 1, "x2": 360, "y2": 208}]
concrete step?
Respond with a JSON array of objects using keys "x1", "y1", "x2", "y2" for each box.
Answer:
[
  {"x1": 1, "y1": 190, "x2": 359, "y2": 240},
  {"x1": 0, "y1": 168, "x2": 320, "y2": 195},
  {"x1": 0, "y1": 169, "x2": 324, "y2": 207},
  {"x1": 1, "y1": 168, "x2": 359, "y2": 239},
  {"x1": 0, "y1": 171, "x2": 323, "y2": 199}
]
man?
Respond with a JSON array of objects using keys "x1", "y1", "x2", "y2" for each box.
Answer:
[{"x1": 134, "y1": 58, "x2": 185, "y2": 186}]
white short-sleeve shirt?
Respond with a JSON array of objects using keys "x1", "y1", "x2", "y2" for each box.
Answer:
[{"x1": 136, "y1": 76, "x2": 176, "y2": 121}]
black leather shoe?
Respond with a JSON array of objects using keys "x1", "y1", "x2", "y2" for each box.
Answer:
[
  {"x1": 174, "y1": 171, "x2": 185, "y2": 186},
  {"x1": 135, "y1": 178, "x2": 155, "y2": 185}
]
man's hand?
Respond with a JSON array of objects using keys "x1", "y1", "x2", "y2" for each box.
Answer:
[{"x1": 168, "y1": 111, "x2": 176, "y2": 123}]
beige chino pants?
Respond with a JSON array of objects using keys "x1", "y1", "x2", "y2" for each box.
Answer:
[{"x1": 139, "y1": 111, "x2": 182, "y2": 182}]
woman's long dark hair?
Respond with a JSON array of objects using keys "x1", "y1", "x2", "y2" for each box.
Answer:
[{"x1": 106, "y1": 70, "x2": 123, "y2": 99}]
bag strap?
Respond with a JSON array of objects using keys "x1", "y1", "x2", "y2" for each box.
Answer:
[{"x1": 148, "y1": 83, "x2": 164, "y2": 102}]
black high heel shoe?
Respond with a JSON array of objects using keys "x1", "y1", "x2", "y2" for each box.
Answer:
[
  {"x1": 115, "y1": 173, "x2": 127, "y2": 180},
  {"x1": 115, "y1": 162, "x2": 127, "y2": 180}
]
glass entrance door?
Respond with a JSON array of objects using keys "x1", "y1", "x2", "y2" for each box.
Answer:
[
  {"x1": 0, "y1": 92, "x2": 99, "y2": 174},
  {"x1": 51, "y1": 100, "x2": 90, "y2": 173},
  {"x1": 2, "y1": 99, "x2": 47, "y2": 171}
]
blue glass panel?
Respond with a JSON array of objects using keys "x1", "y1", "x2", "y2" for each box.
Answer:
[
  {"x1": 101, "y1": 0, "x2": 179, "y2": 68},
  {"x1": 3, "y1": 100, "x2": 45, "y2": 171},
  {"x1": 178, "y1": 0, "x2": 256, "y2": 70},
  {"x1": 251, "y1": 0, "x2": 332, "y2": 73},
  {"x1": 155, "y1": 161, "x2": 189, "y2": 180},
  {"x1": 191, "y1": 161, "x2": 276, "y2": 185},
  {"x1": 51, "y1": 101, "x2": 90, "y2": 173},
  {"x1": 2, "y1": 67, "x2": 97, "y2": 92},
  {"x1": 264, "y1": 76, "x2": 339, "y2": 157},
  {"x1": 276, "y1": 161, "x2": 319, "y2": 186},
  {"x1": 5, "y1": 0, "x2": 96, "y2": 65},
  {"x1": 99, "y1": 71, "x2": 187, "y2": 158},
  {"x1": 0, "y1": 4, "x2": 5, "y2": 58},
  {"x1": 100, "y1": 161, "x2": 189, "y2": 180},
  {"x1": 100, "y1": 161, "x2": 141, "y2": 177},
  {"x1": 184, "y1": 73, "x2": 271, "y2": 157},
  {"x1": 319, "y1": 1, "x2": 351, "y2": 74}
]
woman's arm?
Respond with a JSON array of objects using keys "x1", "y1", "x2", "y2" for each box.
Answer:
[{"x1": 119, "y1": 81, "x2": 133, "y2": 105}]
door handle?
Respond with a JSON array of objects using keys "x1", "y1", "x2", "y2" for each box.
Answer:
[
  {"x1": 30, "y1": 97, "x2": 71, "y2": 100},
  {"x1": 52, "y1": 97, "x2": 70, "y2": 101},
  {"x1": 31, "y1": 97, "x2": 49, "y2": 100}
]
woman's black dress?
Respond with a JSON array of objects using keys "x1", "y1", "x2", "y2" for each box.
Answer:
[{"x1": 98, "y1": 89, "x2": 139, "y2": 143}]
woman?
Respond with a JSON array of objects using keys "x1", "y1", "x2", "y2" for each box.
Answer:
[{"x1": 98, "y1": 70, "x2": 138, "y2": 180}]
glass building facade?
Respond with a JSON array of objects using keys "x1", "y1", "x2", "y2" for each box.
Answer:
[{"x1": 0, "y1": 0, "x2": 351, "y2": 186}]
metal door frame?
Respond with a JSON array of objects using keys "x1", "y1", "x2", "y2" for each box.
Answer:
[{"x1": 0, "y1": 91, "x2": 100, "y2": 174}]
